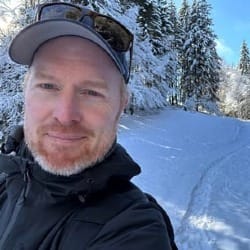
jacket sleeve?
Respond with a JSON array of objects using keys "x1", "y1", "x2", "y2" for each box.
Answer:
[{"x1": 86, "y1": 201, "x2": 173, "y2": 250}]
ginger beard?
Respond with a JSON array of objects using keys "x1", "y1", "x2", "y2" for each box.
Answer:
[{"x1": 24, "y1": 120, "x2": 117, "y2": 176}]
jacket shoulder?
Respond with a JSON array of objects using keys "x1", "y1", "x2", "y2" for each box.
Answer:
[
  {"x1": 86, "y1": 183, "x2": 173, "y2": 249},
  {"x1": 60, "y1": 181, "x2": 173, "y2": 250},
  {"x1": 57, "y1": 181, "x2": 148, "y2": 249},
  {"x1": 72, "y1": 181, "x2": 147, "y2": 224}
]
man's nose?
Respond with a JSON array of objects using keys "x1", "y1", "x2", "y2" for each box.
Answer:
[{"x1": 53, "y1": 92, "x2": 81, "y2": 126}]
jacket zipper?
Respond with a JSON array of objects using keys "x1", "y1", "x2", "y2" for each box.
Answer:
[{"x1": 0, "y1": 168, "x2": 30, "y2": 247}]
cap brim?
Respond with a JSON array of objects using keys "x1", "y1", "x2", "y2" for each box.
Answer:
[{"x1": 9, "y1": 19, "x2": 125, "y2": 76}]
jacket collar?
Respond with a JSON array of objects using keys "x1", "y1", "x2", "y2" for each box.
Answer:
[{"x1": 1, "y1": 139, "x2": 141, "y2": 199}]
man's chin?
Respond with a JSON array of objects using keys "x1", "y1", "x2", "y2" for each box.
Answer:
[
  {"x1": 34, "y1": 154, "x2": 99, "y2": 176},
  {"x1": 26, "y1": 132, "x2": 116, "y2": 176}
]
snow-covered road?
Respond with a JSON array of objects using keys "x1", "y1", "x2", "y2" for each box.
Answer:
[{"x1": 118, "y1": 108, "x2": 250, "y2": 250}]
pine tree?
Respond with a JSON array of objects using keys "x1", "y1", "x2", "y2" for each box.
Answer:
[
  {"x1": 168, "y1": 0, "x2": 179, "y2": 36},
  {"x1": 178, "y1": 0, "x2": 190, "y2": 32},
  {"x1": 136, "y1": 0, "x2": 164, "y2": 56},
  {"x1": 178, "y1": 0, "x2": 190, "y2": 104},
  {"x1": 178, "y1": 0, "x2": 221, "y2": 112},
  {"x1": 162, "y1": 0, "x2": 180, "y2": 105},
  {"x1": 238, "y1": 40, "x2": 250, "y2": 75}
]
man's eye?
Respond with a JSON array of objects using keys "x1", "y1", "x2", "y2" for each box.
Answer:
[
  {"x1": 81, "y1": 89, "x2": 102, "y2": 97},
  {"x1": 39, "y1": 83, "x2": 57, "y2": 90}
]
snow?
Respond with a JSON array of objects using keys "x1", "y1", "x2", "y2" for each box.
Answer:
[
  {"x1": 219, "y1": 66, "x2": 250, "y2": 119},
  {"x1": 118, "y1": 108, "x2": 250, "y2": 250}
]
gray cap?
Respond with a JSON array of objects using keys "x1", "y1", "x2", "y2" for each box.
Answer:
[{"x1": 9, "y1": 19, "x2": 128, "y2": 82}]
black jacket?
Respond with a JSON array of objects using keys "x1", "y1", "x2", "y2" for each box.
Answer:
[{"x1": 0, "y1": 135, "x2": 177, "y2": 249}]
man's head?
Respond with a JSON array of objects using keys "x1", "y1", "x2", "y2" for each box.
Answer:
[{"x1": 9, "y1": 2, "x2": 133, "y2": 176}]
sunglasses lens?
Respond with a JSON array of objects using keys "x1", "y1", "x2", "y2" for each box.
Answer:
[
  {"x1": 94, "y1": 16, "x2": 131, "y2": 51},
  {"x1": 37, "y1": 3, "x2": 133, "y2": 81},
  {"x1": 40, "y1": 5, "x2": 82, "y2": 21},
  {"x1": 39, "y1": 5, "x2": 132, "y2": 52}
]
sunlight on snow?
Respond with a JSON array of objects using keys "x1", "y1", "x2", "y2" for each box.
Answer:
[
  {"x1": 190, "y1": 214, "x2": 233, "y2": 234},
  {"x1": 190, "y1": 215, "x2": 250, "y2": 245},
  {"x1": 0, "y1": 0, "x2": 21, "y2": 31}
]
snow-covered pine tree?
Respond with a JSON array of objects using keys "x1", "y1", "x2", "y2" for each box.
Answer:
[
  {"x1": 219, "y1": 65, "x2": 250, "y2": 119},
  {"x1": 238, "y1": 40, "x2": 250, "y2": 75},
  {"x1": 136, "y1": 0, "x2": 165, "y2": 56},
  {"x1": 0, "y1": 0, "x2": 37, "y2": 141},
  {"x1": 178, "y1": 0, "x2": 221, "y2": 112},
  {"x1": 178, "y1": 0, "x2": 190, "y2": 104},
  {"x1": 162, "y1": 0, "x2": 180, "y2": 105}
]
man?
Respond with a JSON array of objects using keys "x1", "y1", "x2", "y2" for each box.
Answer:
[{"x1": 0, "y1": 2, "x2": 177, "y2": 249}]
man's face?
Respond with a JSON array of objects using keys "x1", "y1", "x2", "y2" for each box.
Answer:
[{"x1": 24, "y1": 37, "x2": 127, "y2": 176}]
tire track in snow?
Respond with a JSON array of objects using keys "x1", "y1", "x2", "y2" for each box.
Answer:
[
  {"x1": 175, "y1": 124, "x2": 248, "y2": 250},
  {"x1": 176, "y1": 148, "x2": 247, "y2": 249}
]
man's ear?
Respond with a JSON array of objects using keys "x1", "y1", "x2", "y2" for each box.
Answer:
[{"x1": 123, "y1": 90, "x2": 129, "y2": 109}]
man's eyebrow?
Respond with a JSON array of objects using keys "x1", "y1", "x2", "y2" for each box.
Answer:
[
  {"x1": 80, "y1": 79, "x2": 109, "y2": 90},
  {"x1": 34, "y1": 71, "x2": 57, "y2": 81}
]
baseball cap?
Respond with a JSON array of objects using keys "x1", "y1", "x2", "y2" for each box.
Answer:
[{"x1": 9, "y1": 2, "x2": 134, "y2": 83}]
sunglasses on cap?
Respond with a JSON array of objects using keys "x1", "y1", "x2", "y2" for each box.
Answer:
[{"x1": 35, "y1": 2, "x2": 134, "y2": 82}]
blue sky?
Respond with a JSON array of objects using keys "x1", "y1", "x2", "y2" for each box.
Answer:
[{"x1": 175, "y1": 0, "x2": 250, "y2": 66}]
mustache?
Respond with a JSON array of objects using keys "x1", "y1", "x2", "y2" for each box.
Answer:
[{"x1": 38, "y1": 123, "x2": 94, "y2": 136}]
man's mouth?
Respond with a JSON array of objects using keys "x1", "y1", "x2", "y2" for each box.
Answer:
[{"x1": 46, "y1": 132, "x2": 87, "y2": 142}]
